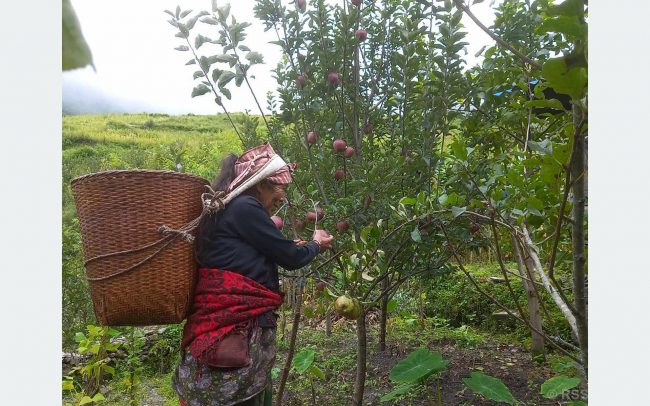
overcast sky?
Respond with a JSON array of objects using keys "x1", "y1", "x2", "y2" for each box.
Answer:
[{"x1": 63, "y1": 0, "x2": 500, "y2": 115}]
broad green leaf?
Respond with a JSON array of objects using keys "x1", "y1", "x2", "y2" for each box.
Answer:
[
  {"x1": 451, "y1": 206, "x2": 466, "y2": 218},
  {"x1": 91, "y1": 393, "x2": 105, "y2": 402},
  {"x1": 185, "y1": 59, "x2": 196, "y2": 65},
  {"x1": 180, "y1": 9, "x2": 192, "y2": 19},
  {"x1": 78, "y1": 396, "x2": 94, "y2": 405},
  {"x1": 387, "y1": 299, "x2": 397, "y2": 313},
  {"x1": 463, "y1": 372, "x2": 515, "y2": 404},
  {"x1": 540, "y1": 375, "x2": 581, "y2": 398},
  {"x1": 310, "y1": 365, "x2": 325, "y2": 380},
  {"x1": 389, "y1": 348, "x2": 449, "y2": 383},
  {"x1": 221, "y1": 87, "x2": 232, "y2": 100},
  {"x1": 399, "y1": 197, "x2": 417, "y2": 206},
  {"x1": 547, "y1": 0, "x2": 583, "y2": 17},
  {"x1": 541, "y1": 57, "x2": 587, "y2": 100},
  {"x1": 450, "y1": 139, "x2": 468, "y2": 161},
  {"x1": 74, "y1": 332, "x2": 86, "y2": 342},
  {"x1": 218, "y1": 71, "x2": 236, "y2": 88},
  {"x1": 191, "y1": 84, "x2": 210, "y2": 97},
  {"x1": 62, "y1": 380, "x2": 74, "y2": 391},
  {"x1": 63, "y1": 0, "x2": 94, "y2": 70},
  {"x1": 193, "y1": 70, "x2": 204, "y2": 79},
  {"x1": 201, "y1": 17, "x2": 219, "y2": 25},
  {"x1": 195, "y1": 34, "x2": 212, "y2": 49},
  {"x1": 410, "y1": 227, "x2": 422, "y2": 243},
  {"x1": 380, "y1": 382, "x2": 418, "y2": 402},
  {"x1": 293, "y1": 348, "x2": 315, "y2": 373},
  {"x1": 536, "y1": 16, "x2": 586, "y2": 39}
]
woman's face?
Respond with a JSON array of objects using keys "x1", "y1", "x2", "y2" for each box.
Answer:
[{"x1": 257, "y1": 181, "x2": 288, "y2": 214}]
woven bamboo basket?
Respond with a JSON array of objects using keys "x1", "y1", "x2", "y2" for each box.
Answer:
[{"x1": 71, "y1": 169, "x2": 209, "y2": 326}]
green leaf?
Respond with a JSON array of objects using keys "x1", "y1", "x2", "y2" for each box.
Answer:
[
  {"x1": 78, "y1": 396, "x2": 94, "y2": 405},
  {"x1": 451, "y1": 206, "x2": 466, "y2": 218},
  {"x1": 218, "y1": 71, "x2": 236, "y2": 88},
  {"x1": 387, "y1": 299, "x2": 397, "y2": 313},
  {"x1": 567, "y1": 401, "x2": 586, "y2": 406},
  {"x1": 193, "y1": 70, "x2": 204, "y2": 79},
  {"x1": 389, "y1": 348, "x2": 449, "y2": 383},
  {"x1": 524, "y1": 99, "x2": 566, "y2": 111},
  {"x1": 536, "y1": 16, "x2": 586, "y2": 39},
  {"x1": 246, "y1": 51, "x2": 264, "y2": 65},
  {"x1": 463, "y1": 372, "x2": 515, "y2": 404},
  {"x1": 74, "y1": 332, "x2": 86, "y2": 342},
  {"x1": 174, "y1": 45, "x2": 189, "y2": 52},
  {"x1": 293, "y1": 349, "x2": 315, "y2": 373},
  {"x1": 528, "y1": 139, "x2": 553, "y2": 155},
  {"x1": 547, "y1": 0, "x2": 583, "y2": 17},
  {"x1": 541, "y1": 57, "x2": 587, "y2": 100},
  {"x1": 220, "y1": 87, "x2": 232, "y2": 100},
  {"x1": 399, "y1": 197, "x2": 417, "y2": 206},
  {"x1": 271, "y1": 367, "x2": 280, "y2": 380},
  {"x1": 540, "y1": 375, "x2": 581, "y2": 398},
  {"x1": 201, "y1": 17, "x2": 219, "y2": 25},
  {"x1": 450, "y1": 139, "x2": 468, "y2": 161},
  {"x1": 191, "y1": 84, "x2": 210, "y2": 97},
  {"x1": 410, "y1": 228, "x2": 422, "y2": 243},
  {"x1": 310, "y1": 365, "x2": 325, "y2": 380},
  {"x1": 380, "y1": 383, "x2": 418, "y2": 402},
  {"x1": 180, "y1": 9, "x2": 192, "y2": 19},
  {"x1": 195, "y1": 34, "x2": 212, "y2": 49},
  {"x1": 62, "y1": 0, "x2": 94, "y2": 70},
  {"x1": 91, "y1": 393, "x2": 106, "y2": 402},
  {"x1": 62, "y1": 380, "x2": 74, "y2": 391},
  {"x1": 185, "y1": 59, "x2": 196, "y2": 65},
  {"x1": 239, "y1": 45, "x2": 251, "y2": 52}
]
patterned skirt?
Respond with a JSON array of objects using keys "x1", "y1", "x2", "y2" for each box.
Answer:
[{"x1": 172, "y1": 327, "x2": 277, "y2": 406}]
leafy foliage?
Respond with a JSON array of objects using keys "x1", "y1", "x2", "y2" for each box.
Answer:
[{"x1": 463, "y1": 371, "x2": 516, "y2": 404}]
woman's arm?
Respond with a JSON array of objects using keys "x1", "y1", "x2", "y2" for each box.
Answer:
[{"x1": 229, "y1": 197, "x2": 320, "y2": 270}]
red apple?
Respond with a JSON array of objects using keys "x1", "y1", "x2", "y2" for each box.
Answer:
[
  {"x1": 271, "y1": 215, "x2": 284, "y2": 229},
  {"x1": 296, "y1": 74, "x2": 307, "y2": 88},
  {"x1": 469, "y1": 224, "x2": 480, "y2": 234},
  {"x1": 307, "y1": 131, "x2": 318, "y2": 144},
  {"x1": 344, "y1": 146, "x2": 356, "y2": 158},
  {"x1": 306, "y1": 212, "x2": 317, "y2": 222},
  {"x1": 351, "y1": 0, "x2": 362, "y2": 6},
  {"x1": 336, "y1": 220, "x2": 350, "y2": 232},
  {"x1": 295, "y1": 0, "x2": 306, "y2": 12},
  {"x1": 355, "y1": 29, "x2": 368, "y2": 42},
  {"x1": 294, "y1": 219, "x2": 306, "y2": 231},
  {"x1": 316, "y1": 207, "x2": 324, "y2": 219},
  {"x1": 333, "y1": 138, "x2": 347, "y2": 152},
  {"x1": 335, "y1": 168, "x2": 345, "y2": 180},
  {"x1": 327, "y1": 71, "x2": 340, "y2": 87}
]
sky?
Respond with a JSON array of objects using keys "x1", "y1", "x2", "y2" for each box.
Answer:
[{"x1": 63, "y1": 0, "x2": 501, "y2": 115}]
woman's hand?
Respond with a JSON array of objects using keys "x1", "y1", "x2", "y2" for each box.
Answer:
[{"x1": 312, "y1": 229, "x2": 334, "y2": 253}]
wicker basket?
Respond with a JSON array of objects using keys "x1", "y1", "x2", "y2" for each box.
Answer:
[{"x1": 71, "y1": 169, "x2": 209, "y2": 326}]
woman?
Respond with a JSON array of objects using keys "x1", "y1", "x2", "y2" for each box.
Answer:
[{"x1": 173, "y1": 143, "x2": 333, "y2": 406}]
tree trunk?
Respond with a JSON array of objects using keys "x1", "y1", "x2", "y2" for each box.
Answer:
[
  {"x1": 276, "y1": 283, "x2": 303, "y2": 406},
  {"x1": 512, "y1": 236, "x2": 546, "y2": 360},
  {"x1": 571, "y1": 104, "x2": 588, "y2": 373},
  {"x1": 352, "y1": 310, "x2": 367, "y2": 406},
  {"x1": 520, "y1": 226, "x2": 578, "y2": 337},
  {"x1": 379, "y1": 277, "x2": 388, "y2": 351}
]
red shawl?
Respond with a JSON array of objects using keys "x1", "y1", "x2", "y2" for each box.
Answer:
[{"x1": 181, "y1": 268, "x2": 283, "y2": 360}]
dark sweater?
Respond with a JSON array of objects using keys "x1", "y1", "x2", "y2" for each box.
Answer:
[{"x1": 195, "y1": 194, "x2": 319, "y2": 326}]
